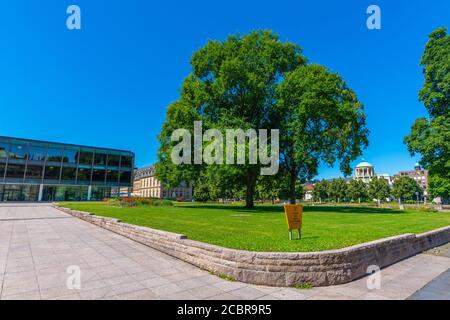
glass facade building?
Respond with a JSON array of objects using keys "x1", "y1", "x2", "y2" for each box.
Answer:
[{"x1": 0, "y1": 136, "x2": 134, "y2": 202}]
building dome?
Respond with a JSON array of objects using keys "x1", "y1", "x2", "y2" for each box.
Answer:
[{"x1": 356, "y1": 161, "x2": 373, "y2": 168}]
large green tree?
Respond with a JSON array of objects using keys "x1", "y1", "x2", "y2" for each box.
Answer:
[
  {"x1": 312, "y1": 180, "x2": 330, "y2": 202},
  {"x1": 404, "y1": 28, "x2": 450, "y2": 200},
  {"x1": 157, "y1": 30, "x2": 305, "y2": 208},
  {"x1": 347, "y1": 179, "x2": 368, "y2": 203},
  {"x1": 276, "y1": 64, "x2": 369, "y2": 204},
  {"x1": 328, "y1": 178, "x2": 348, "y2": 203},
  {"x1": 368, "y1": 177, "x2": 391, "y2": 205},
  {"x1": 392, "y1": 176, "x2": 422, "y2": 203}
]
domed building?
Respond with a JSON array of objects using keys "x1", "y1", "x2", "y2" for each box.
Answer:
[
  {"x1": 355, "y1": 161, "x2": 375, "y2": 183},
  {"x1": 354, "y1": 161, "x2": 393, "y2": 185}
]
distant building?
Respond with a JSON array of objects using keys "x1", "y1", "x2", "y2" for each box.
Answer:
[
  {"x1": 303, "y1": 183, "x2": 314, "y2": 201},
  {"x1": 354, "y1": 161, "x2": 375, "y2": 183},
  {"x1": 394, "y1": 163, "x2": 429, "y2": 195},
  {"x1": 354, "y1": 161, "x2": 392, "y2": 185},
  {"x1": 133, "y1": 165, "x2": 192, "y2": 200}
]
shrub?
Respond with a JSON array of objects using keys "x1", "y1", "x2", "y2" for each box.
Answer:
[{"x1": 113, "y1": 197, "x2": 173, "y2": 207}]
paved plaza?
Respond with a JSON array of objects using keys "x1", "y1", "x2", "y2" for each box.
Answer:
[{"x1": 0, "y1": 204, "x2": 449, "y2": 300}]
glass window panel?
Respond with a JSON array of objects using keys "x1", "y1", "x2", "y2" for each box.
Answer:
[
  {"x1": 92, "y1": 169, "x2": 106, "y2": 182},
  {"x1": 6, "y1": 164, "x2": 26, "y2": 179},
  {"x1": 119, "y1": 170, "x2": 132, "y2": 186},
  {"x1": 0, "y1": 143, "x2": 9, "y2": 159},
  {"x1": 106, "y1": 170, "x2": 119, "y2": 183},
  {"x1": 120, "y1": 155, "x2": 132, "y2": 168},
  {"x1": 77, "y1": 168, "x2": 91, "y2": 182},
  {"x1": 22, "y1": 185, "x2": 39, "y2": 201},
  {"x1": 26, "y1": 165, "x2": 43, "y2": 179},
  {"x1": 62, "y1": 148, "x2": 78, "y2": 164},
  {"x1": 61, "y1": 167, "x2": 77, "y2": 181},
  {"x1": 47, "y1": 147, "x2": 63, "y2": 162},
  {"x1": 78, "y1": 151, "x2": 93, "y2": 165},
  {"x1": 94, "y1": 153, "x2": 107, "y2": 166},
  {"x1": 28, "y1": 146, "x2": 47, "y2": 162},
  {"x1": 0, "y1": 184, "x2": 35, "y2": 201},
  {"x1": 9, "y1": 144, "x2": 28, "y2": 160},
  {"x1": 91, "y1": 187, "x2": 111, "y2": 201},
  {"x1": 44, "y1": 165, "x2": 61, "y2": 180},
  {"x1": 107, "y1": 154, "x2": 120, "y2": 167},
  {"x1": 0, "y1": 163, "x2": 5, "y2": 179},
  {"x1": 54, "y1": 186, "x2": 89, "y2": 201}
]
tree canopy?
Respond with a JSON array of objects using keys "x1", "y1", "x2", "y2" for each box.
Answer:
[
  {"x1": 157, "y1": 30, "x2": 369, "y2": 207},
  {"x1": 275, "y1": 64, "x2": 368, "y2": 203},
  {"x1": 368, "y1": 177, "x2": 391, "y2": 205},
  {"x1": 404, "y1": 27, "x2": 450, "y2": 200},
  {"x1": 392, "y1": 176, "x2": 422, "y2": 203}
]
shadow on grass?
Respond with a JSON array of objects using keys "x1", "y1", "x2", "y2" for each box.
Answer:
[
  {"x1": 305, "y1": 206, "x2": 404, "y2": 214},
  {"x1": 177, "y1": 204, "x2": 404, "y2": 215}
]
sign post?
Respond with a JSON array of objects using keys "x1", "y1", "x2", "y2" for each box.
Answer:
[{"x1": 283, "y1": 204, "x2": 303, "y2": 240}]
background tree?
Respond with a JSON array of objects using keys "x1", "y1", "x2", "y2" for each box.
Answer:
[
  {"x1": 312, "y1": 180, "x2": 330, "y2": 203},
  {"x1": 255, "y1": 175, "x2": 284, "y2": 204},
  {"x1": 347, "y1": 179, "x2": 368, "y2": 203},
  {"x1": 368, "y1": 177, "x2": 391, "y2": 205},
  {"x1": 276, "y1": 64, "x2": 369, "y2": 204},
  {"x1": 404, "y1": 28, "x2": 450, "y2": 201},
  {"x1": 392, "y1": 176, "x2": 422, "y2": 204},
  {"x1": 157, "y1": 30, "x2": 305, "y2": 208},
  {"x1": 328, "y1": 178, "x2": 348, "y2": 203}
]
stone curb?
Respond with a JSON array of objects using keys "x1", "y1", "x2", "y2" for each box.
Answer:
[{"x1": 53, "y1": 204, "x2": 450, "y2": 287}]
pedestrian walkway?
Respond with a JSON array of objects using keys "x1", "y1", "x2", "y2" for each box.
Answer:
[{"x1": 1, "y1": 204, "x2": 449, "y2": 300}]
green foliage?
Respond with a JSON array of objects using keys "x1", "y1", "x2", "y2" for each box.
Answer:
[
  {"x1": 112, "y1": 197, "x2": 173, "y2": 207},
  {"x1": 157, "y1": 30, "x2": 305, "y2": 208},
  {"x1": 404, "y1": 28, "x2": 450, "y2": 200},
  {"x1": 405, "y1": 116, "x2": 449, "y2": 179},
  {"x1": 293, "y1": 283, "x2": 314, "y2": 289},
  {"x1": 276, "y1": 64, "x2": 369, "y2": 203},
  {"x1": 428, "y1": 174, "x2": 450, "y2": 200},
  {"x1": 347, "y1": 179, "x2": 368, "y2": 202},
  {"x1": 367, "y1": 178, "x2": 391, "y2": 204},
  {"x1": 392, "y1": 176, "x2": 422, "y2": 203},
  {"x1": 209, "y1": 272, "x2": 236, "y2": 282},
  {"x1": 418, "y1": 28, "x2": 450, "y2": 118},
  {"x1": 327, "y1": 178, "x2": 348, "y2": 202},
  {"x1": 312, "y1": 180, "x2": 330, "y2": 202},
  {"x1": 255, "y1": 174, "x2": 284, "y2": 203}
]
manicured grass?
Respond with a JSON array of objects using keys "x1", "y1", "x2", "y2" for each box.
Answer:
[{"x1": 59, "y1": 202, "x2": 450, "y2": 252}]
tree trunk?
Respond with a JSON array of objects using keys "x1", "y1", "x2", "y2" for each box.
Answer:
[
  {"x1": 289, "y1": 169, "x2": 297, "y2": 205},
  {"x1": 245, "y1": 172, "x2": 257, "y2": 209}
]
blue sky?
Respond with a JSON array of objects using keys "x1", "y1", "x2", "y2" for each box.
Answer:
[{"x1": 0, "y1": 0, "x2": 448, "y2": 179}]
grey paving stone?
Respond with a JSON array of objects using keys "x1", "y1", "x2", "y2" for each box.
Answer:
[
  {"x1": 187, "y1": 285, "x2": 229, "y2": 299},
  {"x1": 408, "y1": 269, "x2": 450, "y2": 300},
  {"x1": 1, "y1": 290, "x2": 41, "y2": 300},
  {"x1": 149, "y1": 283, "x2": 185, "y2": 297}
]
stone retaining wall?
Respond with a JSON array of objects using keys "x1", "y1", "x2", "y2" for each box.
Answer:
[{"x1": 54, "y1": 205, "x2": 450, "y2": 287}]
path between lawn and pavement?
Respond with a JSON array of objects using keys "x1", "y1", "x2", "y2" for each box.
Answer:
[{"x1": 0, "y1": 203, "x2": 449, "y2": 300}]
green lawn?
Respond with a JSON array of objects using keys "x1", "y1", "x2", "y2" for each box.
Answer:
[{"x1": 59, "y1": 202, "x2": 450, "y2": 252}]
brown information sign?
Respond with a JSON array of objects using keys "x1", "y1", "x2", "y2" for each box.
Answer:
[{"x1": 283, "y1": 204, "x2": 303, "y2": 240}]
